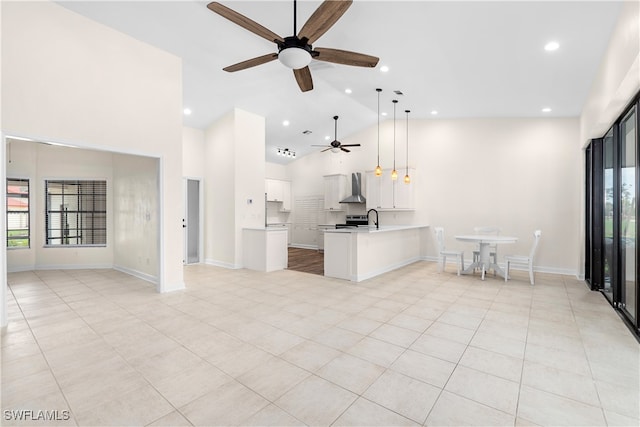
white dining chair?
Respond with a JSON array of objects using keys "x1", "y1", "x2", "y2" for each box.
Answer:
[
  {"x1": 472, "y1": 226, "x2": 500, "y2": 273},
  {"x1": 434, "y1": 227, "x2": 464, "y2": 276},
  {"x1": 504, "y1": 230, "x2": 542, "y2": 285}
]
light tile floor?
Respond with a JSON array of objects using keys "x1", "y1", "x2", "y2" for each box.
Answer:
[{"x1": 2, "y1": 263, "x2": 639, "y2": 426}]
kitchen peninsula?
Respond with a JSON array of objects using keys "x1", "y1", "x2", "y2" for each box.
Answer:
[{"x1": 324, "y1": 225, "x2": 429, "y2": 282}]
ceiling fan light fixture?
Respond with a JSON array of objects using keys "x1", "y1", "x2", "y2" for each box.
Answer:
[{"x1": 279, "y1": 47, "x2": 312, "y2": 69}]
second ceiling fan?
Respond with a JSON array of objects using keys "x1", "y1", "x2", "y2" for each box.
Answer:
[
  {"x1": 313, "y1": 116, "x2": 361, "y2": 153},
  {"x1": 207, "y1": 0, "x2": 379, "y2": 92}
]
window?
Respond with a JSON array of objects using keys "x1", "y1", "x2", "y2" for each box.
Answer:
[
  {"x1": 45, "y1": 180, "x2": 106, "y2": 246},
  {"x1": 7, "y1": 178, "x2": 30, "y2": 248}
]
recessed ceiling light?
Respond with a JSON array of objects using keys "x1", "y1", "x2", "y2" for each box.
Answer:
[
  {"x1": 345, "y1": 88, "x2": 352, "y2": 94},
  {"x1": 183, "y1": 108, "x2": 192, "y2": 116},
  {"x1": 282, "y1": 120, "x2": 290, "y2": 126},
  {"x1": 381, "y1": 112, "x2": 388, "y2": 116},
  {"x1": 544, "y1": 41, "x2": 559, "y2": 52},
  {"x1": 380, "y1": 65, "x2": 389, "y2": 73},
  {"x1": 325, "y1": 135, "x2": 331, "y2": 140},
  {"x1": 542, "y1": 107, "x2": 552, "y2": 113},
  {"x1": 431, "y1": 110, "x2": 438, "y2": 115}
]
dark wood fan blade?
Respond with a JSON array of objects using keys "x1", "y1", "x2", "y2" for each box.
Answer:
[
  {"x1": 321, "y1": 147, "x2": 333, "y2": 152},
  {"x1": 340, "y1": 144, "x2": 361, "y2": 147},
  {"x1": 207, "y1": 2, "x2": 284, "y2": 44},
  {"x1": 223, "y1": 53, "x2": 278, "y2": 72},
  {"x1": 314, "y1": 47, "x2": 379, "y2": 68},
  {"x1": 341, "y1": 147, "x2": 351, "y2": 153},
  {"x1": 293, "y1": 67, "x2": 313, "y2": 92},
  {"x1": 298, "y1": 0, "x2": 352, "y2": 45}
]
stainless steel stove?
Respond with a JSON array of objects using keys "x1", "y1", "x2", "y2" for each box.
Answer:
[{"x1": 335, "y1": 214, "x2": 369, "y2": 229}]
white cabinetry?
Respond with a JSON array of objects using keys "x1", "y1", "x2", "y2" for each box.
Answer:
[
  {"x1": 281, "y1": 182, "x2": 291, "y2": 211},
  {"x1": 365, "y1": 169, "x2": 415, "y2": 210},
  {"x1": 265, "y1": 179, "x2": 291, "y2": 212},
  {"x1": 242, "y1": 228, "x2": 288, "y2": 272},
  {"x1": 323, "y1": 174, "x2": 348, "y2": 211}
]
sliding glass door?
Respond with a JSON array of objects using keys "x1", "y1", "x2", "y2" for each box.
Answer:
[
  {"x1": 619, "y1": 106, "x2": 637, "y2": 322},
  {"x1": 585, "y1": 95, "x2": 639, "y2": 335},
  {"x1": 603, "y1": 127, "x2": 615, "y2": 303}
]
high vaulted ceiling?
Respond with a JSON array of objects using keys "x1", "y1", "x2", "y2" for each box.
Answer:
[{"x1": 56, "y1": 1, "x2": 622, "y2": 164}]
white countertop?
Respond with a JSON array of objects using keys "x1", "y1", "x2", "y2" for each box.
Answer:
[
  {"x1": 324, "y1": 225, "x2": 428, "y2": 234},
  {"x1": 244, "y1": 227, "x2": 288, "y2": 231}
]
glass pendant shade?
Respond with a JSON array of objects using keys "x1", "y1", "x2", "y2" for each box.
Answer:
[
  {"x1": 279, "y1": 47, "x2": 312, "y2": 69},
  {"x1": 374, "y1": 88, "x2": 382, "y2": 176},
  {"x1": 404, "y1": 109, "x2": 411, "y2": 184},
  {"x1": 392, "y1": 99, "x2": 398, "y2": 181}
]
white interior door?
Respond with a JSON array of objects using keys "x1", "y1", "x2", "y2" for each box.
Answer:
[{"x1": 184, "y1": 178, "x2": 201, "y2": 264}]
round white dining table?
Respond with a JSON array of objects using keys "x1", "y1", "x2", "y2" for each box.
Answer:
[{"x1": 454, "y1": 235, "x2": 518, "y2": 280}]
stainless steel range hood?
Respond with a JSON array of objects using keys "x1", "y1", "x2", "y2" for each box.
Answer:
[{"x1": 340, "y1": 173, "x2": 366, "y2": 204}]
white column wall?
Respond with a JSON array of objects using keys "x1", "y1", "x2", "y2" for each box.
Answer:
[
  {"x1": 204, "y1": 112, "x2": 236, "y2": 268},
  {"x1": 1, "y1": 1, "x2": 184, "y2": 298},
  {"x1": 203, "y1": 109, "x2": 265, "y2": 268},
  {"x1": 233, "y1": 109, "x2": 267, "y2": 264}
]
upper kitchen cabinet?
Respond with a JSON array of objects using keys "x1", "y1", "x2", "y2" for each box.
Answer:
[
  {"x1": 265, "y1": 179, "x2": 291, "y2": 212},
  {"x1": 323, "y1": 174, "x2": 348, "y2": 211},
  {"x1": 365, "y1": 169, "x2": 415, "y2": 210}
]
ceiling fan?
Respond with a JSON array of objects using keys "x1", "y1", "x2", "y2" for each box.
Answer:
[
  {"x1": 313, "y1": 116, "x2": 361, "y2": 153},
  {"x1": 207, "y1": 0, "x2": 379, "y2": 92}
]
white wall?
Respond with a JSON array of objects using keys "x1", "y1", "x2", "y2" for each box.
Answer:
[
  {"x1": 287, "y1": 117, "x2": 581, "y2": 275},
  {"x1": 113, "y1": 153, "x2": 159, "y2": 282},
  {"x1": 183, "y1": 127, "x2": 206, "y2": 179},
  {"x1": 1, "y1": 1, "x2": 184, "y2": 301},
  {"x1": 580, "y1": 0, "x2": 640, "y2": 145},
  {"x1": 6, "y1": 141, "x2": 115, "y2": 272},
  {"x1": 203, "y1": 109, "x2": 266, "y2": 268},
  {"x1": 265, "y1": 162, "x2": 289, "y2": 181}
]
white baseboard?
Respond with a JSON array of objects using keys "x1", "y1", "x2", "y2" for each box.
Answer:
[
  {"x1": 159, "y1": 281, "x2": 186, "y2": 293},
  {"x1": 205, "y1": 258, "x2": 242, "y2": 269},
  {"x1": 7, "y1": 264, "x2": 36, "y2": 273},
  {"x1": 420, "y1": 257, "x2": 578, "y2": 277},
  {"x1": 34, "y1": 263, "x2": 113, "y2": 271},
  {"x1": 113, "y1": 265, "x2": 158, "y2": 285},
  {"x1": 290, "y1": 244, "x2": 318, "y2": 250}
]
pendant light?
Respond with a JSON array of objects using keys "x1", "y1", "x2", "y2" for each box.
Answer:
[
  {"x1": 404, "y1": 109, "x2": 411, "y2": 184},
  {"x1": 391, "y1": 99, "x2": 398, "y2": 180},
  {"x1": 374, "y1": 88, "x2": 383, "y2": 177}
]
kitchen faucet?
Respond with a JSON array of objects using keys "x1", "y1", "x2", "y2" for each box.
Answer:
[{"x1": 367, "y1": 208, "x2": 379, "y2": 229}]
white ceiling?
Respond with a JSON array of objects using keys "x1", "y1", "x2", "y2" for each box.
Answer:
[{"x1": 56, "y1": 1, "x2": 622, "y2": 164}]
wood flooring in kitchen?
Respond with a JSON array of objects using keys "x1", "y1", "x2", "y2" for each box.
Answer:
[{"x1": 287, "y1": 247, "x2": 324, "y2": 276}]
